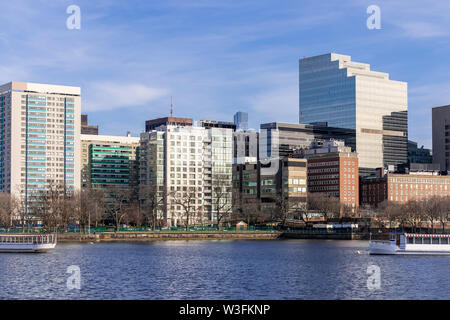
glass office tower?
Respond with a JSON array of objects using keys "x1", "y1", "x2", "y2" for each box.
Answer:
[
  {"x1": 234, "y1": 111, "x2": 248, "y2": 131},
  {"x1": 299, "y1": 53, "x2": 408, "y2": 175}
]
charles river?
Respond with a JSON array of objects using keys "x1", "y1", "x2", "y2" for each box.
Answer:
[{"x1": 0, "y1": 240, "x2": 449, "y2": 300}]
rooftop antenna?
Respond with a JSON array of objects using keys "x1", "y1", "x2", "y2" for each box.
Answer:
[{"x1": 170, "y1": 96, "x2": 173, "y2": 117}]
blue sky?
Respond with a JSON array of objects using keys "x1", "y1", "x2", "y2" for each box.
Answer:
[{"x1": 1, "y1": 0, "x2": 450, "y2": 148}]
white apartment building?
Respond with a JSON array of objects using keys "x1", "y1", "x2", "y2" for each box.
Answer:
[
  {"x1": 140, "y1": 125, "x2": 232, "y2": 227},
  {"x1": 0, "y1": 81, "x2": 81, "y2": 211}
]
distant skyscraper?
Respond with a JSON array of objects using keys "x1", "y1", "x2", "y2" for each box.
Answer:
[
  {"x1": 234, "y1": 111, "x2": 248, "y2": 131},
  {"x1": 81, "y1": 114, "x2": 99, "y2": 135},
  {"x1": 432, "y1": 105, "x2": 450, "y2": 171},
  {"x1": 299, "y1": 53, "x2": 408, "y2": 175},
  {"x1": 0, "y1": 81, "x2": 81, "y2": 210}
]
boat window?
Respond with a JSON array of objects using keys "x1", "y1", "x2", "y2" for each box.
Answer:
[
  {"x1": 407, "y1": 237, "x2": 414, "y2": 244},
  {"x1": 423, "y1": 238, "x2": 431, "y2": 244},
  {"x1": 414, "y1": 237, "x2": 422, "y2": 244},
  {"x1": 432, "y1": 238, "x2": 439, "y2": 244},
  {"x1": 441, "y1": 238, "x2": 449, "y2": 244}
]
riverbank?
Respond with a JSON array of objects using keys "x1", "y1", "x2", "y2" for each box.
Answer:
[
  {"x1": 55, "y1": 230, "x2": 387, "y2": 242},
  {"x1": 57, "y1": 231, "x2": 282, "y2": 242}
]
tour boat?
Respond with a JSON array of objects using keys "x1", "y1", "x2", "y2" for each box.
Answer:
[
  {"x1": 369, "y1": 232, "x2": 450, "y2": 255},
  {"x1": 0, "y1": 234, "x2": 57, "y2": 253}
]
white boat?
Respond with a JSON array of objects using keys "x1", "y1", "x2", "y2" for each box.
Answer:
[
  {"x1": 369, "y1": 232, "x2": 450, "y2": 255},
  {"x1": 0, "y1": 234, "x2": 57, "y2": 253}
]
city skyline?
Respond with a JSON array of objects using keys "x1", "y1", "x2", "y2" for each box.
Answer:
[{"x1": 1, "y1": 1, "x2": 450, "y2": 149}]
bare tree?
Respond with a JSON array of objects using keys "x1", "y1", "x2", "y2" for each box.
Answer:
[
  {"x1": 123, "y1": 200, "x2": 144, "y2": 227},
  {"x1": 139, "y1": 185, "x2": 165, "y2": 230},
  {"x1": 211, "y1": 176, "x2": 233, "y2": 229},
  {"x1": 0, "y1": 192, "x2": 18, "y2": 231},
  {"x1": 307, "y1": 193, "x2": 340, "y2": 222},
  {"x1": 104, "y1": 186, "x2": 132, "y2": 232},
  {"x1": 423, "y1": 197, "x2": 441, "y2": 233},
  {"x1": 404, "y1": 200, "x2": 423, "y2": 233},
  {"x1": 439, "y1": 198, "x2": 450, "y2": 233},
  {"x1": 377, "y1": 200, "x2": 399, "y2": 230},
  {"x1": 173, "y1": 190, "x2": 197, "y2": 231}
]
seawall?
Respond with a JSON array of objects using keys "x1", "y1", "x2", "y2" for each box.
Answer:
[
  {"x1": 55, "y1": 231, "x2": 387, "y2": 242},
  {"x1": 57, "y1": 231, "x2": 282, "y2": 242}
]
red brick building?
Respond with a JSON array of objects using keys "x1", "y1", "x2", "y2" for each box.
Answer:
[{"x1": 305, "y1": 141, "x2": 359, "y2": 213}]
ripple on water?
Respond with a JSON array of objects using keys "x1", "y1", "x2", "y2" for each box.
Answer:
[{"x1": 0, "y1": 240, "x2": 449, "y2": 299}]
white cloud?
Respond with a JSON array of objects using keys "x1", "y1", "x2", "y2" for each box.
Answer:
[{"x1": 84, "y1": 82, "x2": 169, "y2": 112}]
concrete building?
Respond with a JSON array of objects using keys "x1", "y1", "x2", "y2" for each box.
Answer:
[
  {"x1": 304, "y1": 140, "x2": 359, "y2": 213},
  {"x1": 299, "y1": 53, "x2": 408, "y2": 176},
  {"x1": 259, "y1": 122, "x2": 356, "y2": 159},
  {"x1": 0, "y1": 81, "x2": 81, "y2": 211},
  {"x1": 233, "y1": 111, "x2": 248, "y2": 131},
  {"x1": 432, "y1": 105, "x2": 450, "y2": 171},
  {"x1": 145, "y1": 117, "x2": 193, "y2": 132},
  {"x1": 140, "y1": 125, "x2": 233, "y2": 226},
  {"x1": 361, "y1": 170, "x2": 450, "y2": 206},
  {"x1": 81, "y1": 134, "x2": 140, "y2": 196},
  {"x1": 81, "y1": 114, "x2": 98, "y2": 135}
]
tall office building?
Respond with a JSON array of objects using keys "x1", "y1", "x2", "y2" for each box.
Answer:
[
  {"x1": 234, "y1": 111, "x2": 248, "y2": 131},
  {"x1": 140, "y1": 125, "x2": 233, "y2": 226},
  {"x1": 0, "y1": 81, "x2": 81, "y2": 209},
  {"x1": 432, "y1": 105, "x2": 450, "y2": 171},
  {"x1": 299, "y1": 53, "x2": 408, "y2": 175}
]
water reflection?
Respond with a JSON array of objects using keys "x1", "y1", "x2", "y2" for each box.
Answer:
[{"x1": 0, "y1": 240, "x2": 449, "y2": 299}]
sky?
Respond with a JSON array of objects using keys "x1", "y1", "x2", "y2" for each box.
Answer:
[{"x1": 1, "y1": 0, "x2": 450, "y2": 148}]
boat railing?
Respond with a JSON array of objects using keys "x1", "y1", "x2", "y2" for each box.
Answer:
[{"x1": 0, "y1": 234, "x2": 57, "y2": 244}]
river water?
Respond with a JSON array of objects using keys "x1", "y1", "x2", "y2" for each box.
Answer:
[{"x1": 0, "y1": 240, "x2": 448, "y2": 299}]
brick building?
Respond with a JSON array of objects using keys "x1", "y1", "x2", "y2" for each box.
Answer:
[
  {"x1": 360, "y1": 170, "x2": 450, "y2": 206},
  {"x1": 304, "y1": 140, "x2": 359, "y2": 213}
]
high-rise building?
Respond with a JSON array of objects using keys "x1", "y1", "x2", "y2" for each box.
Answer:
[
  {"x1": 140, "y1": 125, "x2": 233, "y2": 226},
  {"x1": 234, "y1": 111, "x2": 248, "y2": 131},
  {"x1": 304, "y1": 140, "x2": 359, "y2": 213},
  {"x1": 299, "y1": 53, "x2": 408, "y2": 176},
  {"x1": 0, "y1": 81, "x2": 81, "y2": 210},
  {"x1": 81, "y1": 134, "x2": 140, "y2": 196},
  {"x1": 81, "y1": 114, "x2": 99, "y2": 135},
  {"x1": 432, "y1": 105, "x2": 450, "y2": 171}
]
